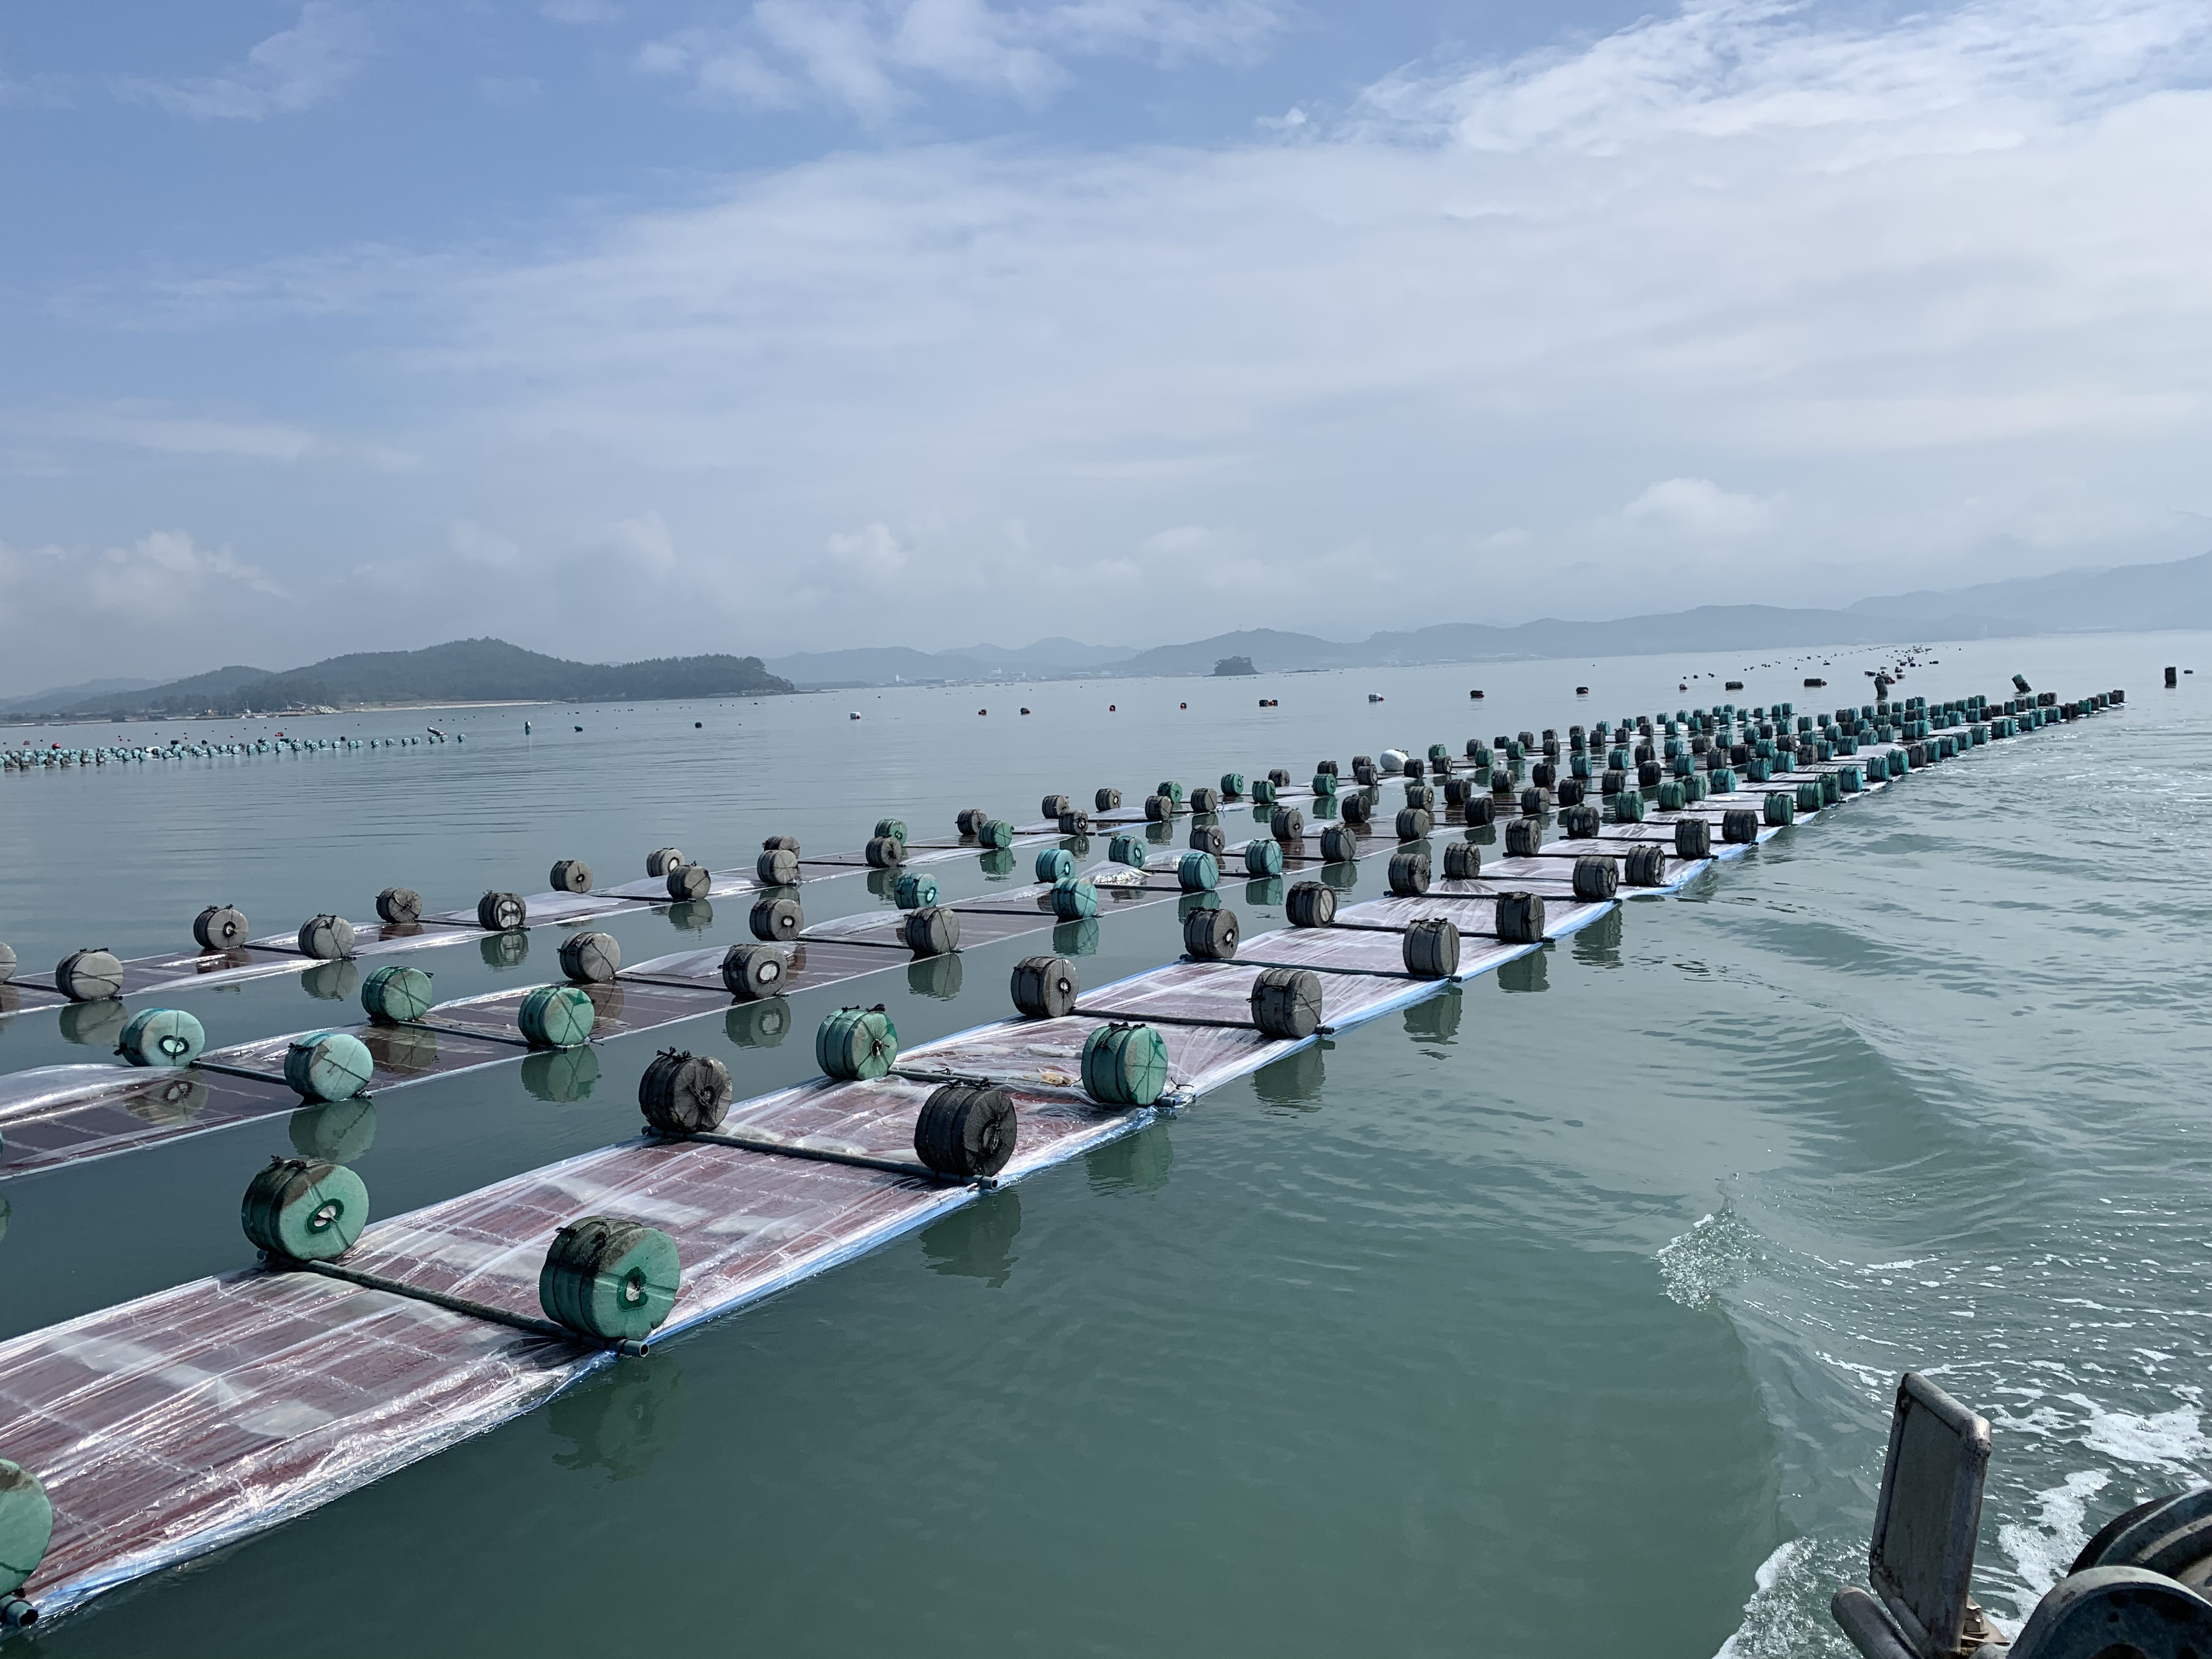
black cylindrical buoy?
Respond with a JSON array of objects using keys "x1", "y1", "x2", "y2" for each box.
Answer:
[
  {"x1": 1675, "y1": 818, "x2": 1712, "y2": 859},
  {"x1": 476, "y1": 892, "x2": 527, "y2": 933},
  {"x1": 1723, "y1": 809, "x2": 1759, "y2": 844},
  {"x1": 1624, "y1": 844, "x2": 1668, "y2": 886},
  {"x1": 1183, "y1": 906, "x2": 1240, "y2": 960},
  {"x1": 1388, "y1": 850, "x2": 1430, "y2": 895},
  {"x1": 1190, "y1": 823, "x2": 1226, "y2": 857},
  {"x1": 667, "y1": 864, "x2": 712, "y2": 901},
  {"x1": 721, "y1": 943, "x2": 786, "y2": 998},
  {"x1": 638, "y1": 1049, "x2": 732, "y2": 1134},
  {"x1": 376, "y1": 887, "x2": 423, "y2": 925},
  {"x1": 1341, "y1": 792, "x2": 1371, "y2": 825},
  {"x1": 1250, "y1": 967, "x2": 1323, "y2": 1039},
  {"x1": 1286, "y1": 881, "x2": 1336, "y2": 928},
  {"x1": 1095, "y1": 787, "x2": 1122, "y2": 811},
  {"x1": 757, "y1": 848, "x2": 800, "y2": 884},
  {"x1": 1402, "y1": 917, "x2": 1459, "y2": 978},
  {"x1": 559, "y1": 930, "x2": 622, "y2": 983},
  {"x1": 1505, "y1": 819, "x2": 1542, "y2": 857},
  {"x1": 1321, "y1": 824, "x2": 1361, "y2": 864},
  {"x1": 1572, "y1": 855, "x2": 1618, "y2": 901},
  {"x1": 1271, "y1": 806, "x2": 1304, "y2": 843},
  {"x1": 550, "y1": 859, "x2": 593, "y2": 895},
  {"x1": 1443, "y1": 841, "x2": 1480, "y2": 879},
  {"x1": 1464, "y1": 797, "x2": 1494, "y2": 826},
  {"x1": 1011, "y1": 955, "x2": 1078, "y2": 1019},
  {"x1": 915, "y1": 1084, "x2": 1017, "y2": 1179},
  {"x1": 1396, "y1": 807, "x2": 1432, "y2": 840},
  {"x1": 1494, "y1": 891, "x2": 1545, "y2": 944},
  {"x1": 902, "y1": 906, "x2": 960, "y2": 956},
  {"x1": 750, "y1": 894, "x2": 804, "y2": 941}
]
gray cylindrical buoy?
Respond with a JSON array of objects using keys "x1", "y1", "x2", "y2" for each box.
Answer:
[
  {"x1": 0, "y1": 1459, "x2": 54, "y2": 1604},
  {"x1": 1723, "y1": 809, "x2": 1759, "y2": 844},
  {"x1": 1402, "y1": 917, "x2": 1460, "y2": 978},
  {"x1": 1012, "y1": 954, "x2": 1079, "y2": 1019},
  {"x1": 550, "y1": 859, "x2": 594, "y2": 895},
  {"x1": 1190, "y1": 823, "x2": 1227, "y2": 858},
  {"x1": 638, "y1": 1048, "x2": 732, "y2": 1135},
  {"x1": 193, "y1": 904, "x2": 250, "y2": 951},
  {"x1": 1250, "y1": 967, "x2": 1324, "y2": 1040},
  {"x1": 1271, "y1": 806, "x2": 1305, "y2": 844},
  {"x1": 241, "y1": 1156, "x2": 369, "y2": 1261},
  {"x1": 1080, "y1": 1023, "x2": 1169, "y2": 1106},
  {"x1": 1058, "y1": 809, "x2": 1091, "y2": 836},
  {"x1": 750, "y1": 894, "x2": 803, "y2": 942},
  {"x1": 559, "y1": 930, "x2": 622, "y2": 984},
  {"x1": 817, "y1": 1005, "x2": 899, "y2": 1081},
  {"x1": 1504, "y1": 818, "x2": 1543, "y2": 858},
  {"x1": 1443, "y1": 841, "x2": 1480, "y2": 879},
  {"x1": 874, "y1": 819, "x2": 909, "y2": 845},
  {"x1": 1389, "y1": 850, "x2": 1430, "y2": 895},
  {"x1": 646, "y1": 847, "x2": 686, "y2": 878},
  {"x1": 54, "y1": 948, "x2": 124, "y2": 1002},
  {"x1": 1095, "y1": 787, "x2": 1121, "y2": 811},
  {"x1": 1189, "y1": 786, "x2": 1221, "y2": 815},
  {"x1": 956, "y1": 808, "x2": 986, "y2": 836},
  {"x1": 477, "y1": 891, "x2": 527, "y2": 932},
  {"x1": 1624, "y1": 844, "x2": 1668, "y2": 887},
  {"x1": 297, "y1": 914, "x2": 357, "y2": 960},
  {"x1": 915, "y1": 1084, "x2": 1018, "y2": 1179},
  {"x1": 361, "y1": 963, "x2": 436, "y2": 1023},
  {"x1": 1464, "y1": 796, "x2": 1495, "y2": 826},
  {"x1": 1494, "y1": 891, "x2": 1545, "y2": 945},
  {"x1": 757, "y1": 847, "x2": 800, "y2": 885},
  {"x1": 1561, "y1": 804, "x2": 1600, "y2": 838},
  {"x1": 1264, "y1": 768, "x2": 1289, "y2": 787},
  {"x1": 1144, "y1": 793, "x2": 1170, "y2": 823},
  {"x1": 376, "y1": 887, "x2": 423, "y2": 925},
  {"x1": 1286, "y1": 881, "x2": 1336, "y2": 928},
  {"x1": 1572, "y1": 855, "x2": 1618, "y2": 901},
  {"x1": 537, "y1": 1216, "x2": 681, "y2": 1344},
  {"x1": 902, "y1": 906, "x2": 961, "y2": 957},
  {"x1": 1041, "y1": 794, "x2": 1072, "y2": 821},
  {"x1": 0, "y1": 941, "x2": 14, "y2": 983},
  {"x1": 761, "y1": 834, "x2": 801, "y2": 854},
  {"x1": 1183, "y1": 906, "x2": 1240, "y2": 960},
  {"x1": 117, "y1": 1006, "x2": 206, "y2": 1068},
  {"x1": 1340, "y1": 792, "x2": 1371, "y2": 825},
  {"x1": 720, "y1": 943, "x2": 786, "y2": 1000},
  {"x1": 1396, "y1": 807, "x2": 1432, "y2": 840},
  {"x1": 667, "y1": 863, "x2": 712, "y2": 901},
  {"x1": 1321, "y1": 824, "x2": 1361, "y2": 864},
  {"x1": 1675, "y1": 818, "x2": 1712, "y2": 859},
  {"x1": 283, "y1": 1030, "x2": 376, "y2": 1101},
  {"x1": 864, "y1": 835, "x2": 905, "y2": 868}
]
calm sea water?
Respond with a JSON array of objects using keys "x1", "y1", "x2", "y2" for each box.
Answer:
[{"x1": 1, "y1": 631, "x2": 2206, "y2": 1657}]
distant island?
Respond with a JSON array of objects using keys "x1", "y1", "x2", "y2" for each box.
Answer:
[
  {"x1": 9, "y1": 638, "x2": 793, "y2": 721},
  {"x1": 1212, "y1": 655, "x2": 1259, "y2": 676}
]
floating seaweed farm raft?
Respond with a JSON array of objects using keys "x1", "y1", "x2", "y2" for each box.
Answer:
[{"x1": 0, "y1": 681, "x2": 2119, "y2": 1632}]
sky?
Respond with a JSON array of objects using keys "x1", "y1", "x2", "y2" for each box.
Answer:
[{"x1": 1, "y1": 0, "x2": 2208, "y2": 689}]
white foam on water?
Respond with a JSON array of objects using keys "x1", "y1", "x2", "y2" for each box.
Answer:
[
  {"x1": 1658, "y1": 1205, "x2": 1766, "y2": 1309},
  {"x1": 1710, "y1": 1537, "x2": 1854, "y2": 1659},
  {"x1": 1996, "y1": 1468, "x2": 2108, "y2": 1609},
  {"x1": 2074, "y1": 1398, "x2": 2211, "y2": 1471}
]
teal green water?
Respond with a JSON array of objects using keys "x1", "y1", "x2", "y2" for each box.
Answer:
[{"x1": 0, "y1": 632, "x2": 2205, "y2": 1655}]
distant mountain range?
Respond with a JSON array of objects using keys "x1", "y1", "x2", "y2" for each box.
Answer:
[
  {"x1": 8, "y1": 639, "x2": 792, "y2": 720},
  {"x1": 4, "y1": 549, "x2": 2202, "y2": 716}
]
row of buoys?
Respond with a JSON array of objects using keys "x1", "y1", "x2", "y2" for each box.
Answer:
[{"x1": 3, "y1": 732, "x2": 453, "y2": 771}]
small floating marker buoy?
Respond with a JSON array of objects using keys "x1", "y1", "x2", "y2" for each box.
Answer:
[
  {"x1": 1020, "y1": 708, "x2": 1031, "y2": 715},
  {"x1": 1367, "y1": 693, "x2": 1384, "y2": 703},
  {"x1": 573, "y1": 725, "x2": 583, "y2": 732},
  {"x1": 695, "y1": 721, "x2": 703, "y2": 729},
  {"x1": 1470, "y1": 690, "x2": 1485, "y2": 699},
  {"x1": 978, "y1": 708, "x2": 988, "y2": 716},
  {"x1": 524, "y1": 721, "x2": 532, "y2": 734},
  {"x1": 1180, "y1": 702, "x2": 1188, "y2": 710},
  {"x1": 849, "y1": 712, "x2": 862, "y2": 720},
  {"x1": 1108, "y1": 704, "x2": 1116, "y2": 712}
]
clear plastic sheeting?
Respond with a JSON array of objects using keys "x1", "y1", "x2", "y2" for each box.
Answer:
[
  {"x1": 0, "y1": 1065, "x2": 299, "y2": 1177},
  {"x1": 1339, "y1": 891, "x2": 1612, "y2": 940}
]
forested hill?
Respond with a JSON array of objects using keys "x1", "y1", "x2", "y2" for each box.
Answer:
[{"x1": 37, "y1": 638, "x2": 793, "y2": 718}]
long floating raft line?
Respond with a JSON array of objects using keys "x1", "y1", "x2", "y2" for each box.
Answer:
[
  {"x1": 0, "y1": 726, "x2": 1930, "y2": 1182},
  {"x1": 0, "y1": 686, "x2": 2109, "y2": 1630}
]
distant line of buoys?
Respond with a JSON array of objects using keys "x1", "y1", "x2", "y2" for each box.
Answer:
[{"x1": 3, "y1": 730, "x2": 458, "y2": 771}]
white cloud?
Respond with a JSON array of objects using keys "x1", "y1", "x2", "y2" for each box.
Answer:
[
  {"x1": 641, "y1": 0, "x2": 1286, "y2": 117},
  {"x1": 1622, "y1": 477, "x2": 1778, "y2": 536},
  {"x1": 449, "y1": 520, "x2": 523, "y2": 570},
  {"x1": 115, "y1": 3, "x2": 371, "y2": 121},
  {"x1": 29, "y1": 0, "x2": 2212, "y2": 665}
]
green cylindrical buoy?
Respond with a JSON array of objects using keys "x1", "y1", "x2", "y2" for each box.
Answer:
[
  {"x1": 116, "y1": 1006, "x2": 206, "y2": 1068},
  {"x1": 242, "y1": 1156, "x2": 369, "y2": 1261},
  {"x1": 1244, "y1": 838, "x2": 1284, "y2": 877},
  {"x1": 361, "y1": 963, "x2": 435, "y2": 1024},
  {"x1": 1109, "y1": 834, "x2": 1148, "y2": 868},
  {"x1": 1051, "y1": 877, "x2": 1098, "y2": 920},
  {"x1": 1177, "y1": 850, "x2": 1218, "y2": 893},
  {"x1": 518, "y1": 984, "x2": 596, "y2": 1048},
  {"x1": 284, "y1": 1031, "x2": 375, "y2": 1101},
  {"x1": 0, "y1": 1460, "x2": 55, "y2": 1600},
  {"x1": 1035, "y1": 848, "x2": 1075, "y2": 883},
  {"x1": 1081, "y1": 1023, "x2": 1169, "y2": 1105},
  {"x1": 816, "y1": 1006, "x2": 899, "y2": 1081},
  {"x1": 893, "y1": 872, "x2": 938, "y2": 909},
  {"x1": 638, "y1": 1048, "x2": 733, "y2": 1135},
  {"x1": 538, "y1": 1217, "x2": 681, "y2": 1343}
]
